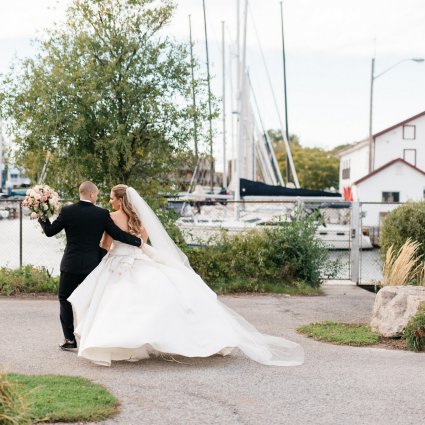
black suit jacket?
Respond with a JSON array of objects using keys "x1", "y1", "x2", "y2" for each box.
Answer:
[{"x1": 39, "y1": 201, "x2": 141, "y2": 274}]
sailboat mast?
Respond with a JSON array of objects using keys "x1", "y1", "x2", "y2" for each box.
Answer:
[
  {"x1": 202, "y1": 0, "x2": 214, "y2": 192},
  {"x1": 280, "y1": 1, "x2": 291, "y2": 185},
  {"x1": 235, "y1": 0, "x2": 248, "y2": 218},
  {"x1": 222, "y1": 21, "x2": 227, "y2": 191},
  {"x1": 188, "y1": 15, "x2": 198, "y2": 161}
]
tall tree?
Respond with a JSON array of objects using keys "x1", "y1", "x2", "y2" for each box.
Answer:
[
  {"x1": 0, "y1": 0, "x2": 211, "y2": 197},
  {"x1": 269, "y1": 130, "x2": 339, "y2": 191}
]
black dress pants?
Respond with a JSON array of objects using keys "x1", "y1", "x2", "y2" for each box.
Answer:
[{"x1": 59, "y1": 272, "x2": 88, "y2": 340}]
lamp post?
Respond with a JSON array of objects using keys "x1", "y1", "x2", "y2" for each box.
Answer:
[{"x1": 368, "y1": 57, "x2": 424, "y2": 173}]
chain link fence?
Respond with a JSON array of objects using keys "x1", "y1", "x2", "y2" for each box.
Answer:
[
  {"x1": 1, "y1": 198, "x2": 354, "y2": 279},
  {"x1": 358, "y1": 201, "x2": 401, "y2": 286},
  {"x1": 0, "y1": 199, "x2": 65, "y2": 275},
  {"x1": 174, "y1": 198, "x2": 353, "y2": 280}
]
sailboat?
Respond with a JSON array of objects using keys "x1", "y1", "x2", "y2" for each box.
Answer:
[{"x1": 174, "y1": 1, "x2": 372, "y2": 250}]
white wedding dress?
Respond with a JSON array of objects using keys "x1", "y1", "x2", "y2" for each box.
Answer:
[{"x1": 68, "y1": 188, "x2": 304, "y2": 367}]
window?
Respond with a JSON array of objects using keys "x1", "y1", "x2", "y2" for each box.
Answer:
[
  {"x1": 342, "y1": 159, "x2": 350, "y2": 180},
  {"x1": 382, "y1": 192, "x2": 400, "y2": 202},
  {"x1": 403, "y1": 124, "x2": 416, "y2": 140},
  {"x1": 403, "y1": 149, "x2": 416, "y2": 166}
]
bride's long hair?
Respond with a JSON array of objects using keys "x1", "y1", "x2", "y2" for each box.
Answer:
[{"x1": 112, "y1": 184, "x2": 143, "y2": 237}]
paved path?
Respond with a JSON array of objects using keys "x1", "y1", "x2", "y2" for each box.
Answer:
[{"x1": 1, "y1": 286, "x2": 424, "y2": 425}]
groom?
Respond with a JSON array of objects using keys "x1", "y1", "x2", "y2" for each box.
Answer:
[{"x1": 39, "y1": 181, "x2": 143, "y2": 350}]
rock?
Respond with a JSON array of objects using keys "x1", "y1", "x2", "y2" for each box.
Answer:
[{"x1": 370, "y1": 286, "x2": 425, "y2": 337}]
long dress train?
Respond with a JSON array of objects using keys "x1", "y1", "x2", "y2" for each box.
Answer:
[{"x1": 68, "y1": 241, "x2": 304, "y2": 367}]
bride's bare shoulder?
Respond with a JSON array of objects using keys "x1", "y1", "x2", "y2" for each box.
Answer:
[{"x1": 110, "y1": 211, "x2": 128, "y2": 227}]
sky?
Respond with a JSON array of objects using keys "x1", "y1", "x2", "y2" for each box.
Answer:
[{"x1": 1, "y1": 0, "x2": 425, "y2": 161}]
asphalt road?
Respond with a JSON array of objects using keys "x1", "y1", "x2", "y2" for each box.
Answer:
[{"x1": 1, "y1": 285, "x2": 424, "y2": 425}]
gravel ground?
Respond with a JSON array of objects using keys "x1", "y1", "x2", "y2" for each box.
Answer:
[{"x1": 1, "y1": 285, "x2": 424, "y2": 425}]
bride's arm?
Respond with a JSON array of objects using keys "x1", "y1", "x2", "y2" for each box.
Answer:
[
  {"x1": 140, "y1": 227, "x2": 149, "y2": 247},
  {"x1": 100, "y1": 232, "x2": 113, "y2": 251}
]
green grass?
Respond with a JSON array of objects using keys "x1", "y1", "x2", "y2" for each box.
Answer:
[
  {"x1": 8, "y1": 374, "x2": 119, "y2": 423},
  {"x1": 297, "y1": 321, "x2": 380, "y2": 346}
]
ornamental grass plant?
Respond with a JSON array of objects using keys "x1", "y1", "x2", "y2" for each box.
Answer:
[
  {"x1": 0, "y1": 372, "x2": 31, "y2": 425},
  {"x1": 382, "y1": 239, "x2": 421, "y2": 286}
]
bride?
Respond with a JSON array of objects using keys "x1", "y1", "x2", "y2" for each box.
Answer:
[{"x1": 68, "y1": 185, "x2": 304, "y2": 367}]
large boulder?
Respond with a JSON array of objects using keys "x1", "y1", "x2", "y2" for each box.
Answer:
[{"x1": 370, "y1": 286, "x2": 425, "y2": 337}]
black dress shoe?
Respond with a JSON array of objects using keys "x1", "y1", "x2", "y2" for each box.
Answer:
[{"x1": 59, "y1": 339, "x2": 77, "y2": 351}]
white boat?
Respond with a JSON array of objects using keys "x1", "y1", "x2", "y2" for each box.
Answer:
[{"x1": 175, "y1": 201, "x2": 373, "y2": 250}]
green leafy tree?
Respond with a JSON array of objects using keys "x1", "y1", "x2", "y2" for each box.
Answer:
[
  {"x1": 269, "y1": 130, "x2": 339, "y2": 190},
  {"x1": 0, "y1": 0, "x2": 211, "y2": 197}
]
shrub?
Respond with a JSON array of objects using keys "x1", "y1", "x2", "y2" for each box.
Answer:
[
  {"x1": 404, "y1": 303, "x2": 425, "y2": 352},
  {"x1": 0, "y1": 372, "x2": 30, "y2": 425},
  {"x1": 381, "y1": 202, "x2": 425, "y2": 262},
  {"x1": 184, "y1": 213, "x2": 340, "y2": 291},
  {"x1": 0, "y1": 265, "x2": 59, "y2": 296}
]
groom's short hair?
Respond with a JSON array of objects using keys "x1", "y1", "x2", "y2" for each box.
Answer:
[{"x1": 79, "y1": 181, "x2": 98, "y2": 195}]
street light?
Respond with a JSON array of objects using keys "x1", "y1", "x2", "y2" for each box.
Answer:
[{"x1": 368, "y1": 57, "x2": 424, "y2": 173}]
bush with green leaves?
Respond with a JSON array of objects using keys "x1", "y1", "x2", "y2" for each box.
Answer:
[
  {"x1": 185, "y1": 213, "x2": 340, "y2": 292},
  {"x1": 404, "y1": 303, "x2": 425, "y2": 352},
  {"x1": 0, "y1": 265, "x2": 59, "y2": 296},
  {"x1": 381, "y1": 202, "x2": 425, "y2": 262}
]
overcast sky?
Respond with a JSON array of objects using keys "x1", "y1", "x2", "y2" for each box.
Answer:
[{"x1": 1, "y1": 0, "x2": 425, "y2": 156}]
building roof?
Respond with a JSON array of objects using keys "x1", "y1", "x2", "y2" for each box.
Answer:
[
  {"x1": 354, "y1": 158, "x2": 425, "y2": 186},
  {"x1": 337, "y1": 139, "x2": 368, "y2": 157},
  {"x1": 373, "y1": 110, "x2": 425, "y2": 139},
  {"x1": 337, "y1": 110, "x2": 425, "y2": 157}
]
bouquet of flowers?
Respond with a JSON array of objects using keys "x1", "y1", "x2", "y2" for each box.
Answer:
[{"x1": 22, "y1": 184, "x2": 61, "y2": 221}]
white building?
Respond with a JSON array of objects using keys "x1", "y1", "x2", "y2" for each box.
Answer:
[
  {"x1": 338, "y1": 111, "x2": 425, "y2": 226},
  {"x1": 354, "y1": 158, "x2": 425, "y2": 226}
]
